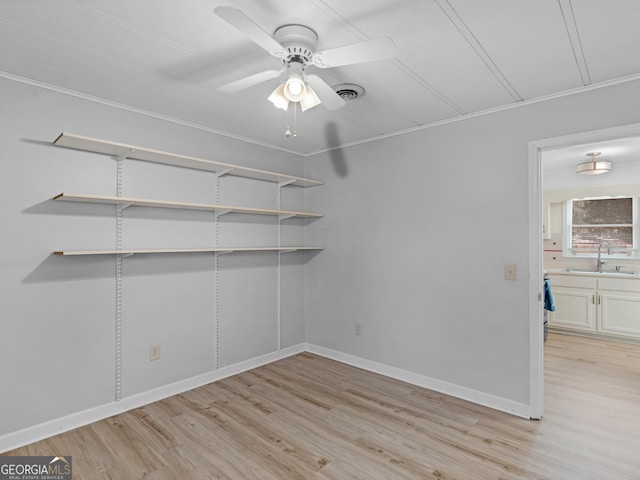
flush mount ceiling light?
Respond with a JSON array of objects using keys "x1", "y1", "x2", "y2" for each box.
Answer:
[{"x1": 576, "y1": 152, "x2": 612, "y2": 175}]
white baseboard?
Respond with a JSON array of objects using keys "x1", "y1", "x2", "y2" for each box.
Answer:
[
  {"x1": 1, "y1": 342, "x2": 533, "y2": 453},
  {"x1": 306, "y1": 344, "x2": 532, "y2": 419},
  {"x1": 0, "y1": 344, "x2": 305, "y2": 454}
]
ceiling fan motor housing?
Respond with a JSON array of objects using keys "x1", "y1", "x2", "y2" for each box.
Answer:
[{"x1": 274, "y1": 24, "x2": 318, "y2": 65}]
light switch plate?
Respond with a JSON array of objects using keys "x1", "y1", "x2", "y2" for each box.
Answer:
[
  {"x1": 149, "y1": 344, "x2": 161, "y2": 361},
  {"x1": 504, "y1": 264, "x2": 517, "y2": 281}
]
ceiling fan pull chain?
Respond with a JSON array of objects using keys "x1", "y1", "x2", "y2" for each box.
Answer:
[
  {"x1": 293, "y1": 102, "x2": 297, "y2": 138},
  {"x1": 285, "y1": 103, "x2": 291, "y2": 138},
  {"x1": 284, "y1": 102, "x2": 298, "y2": 138}
]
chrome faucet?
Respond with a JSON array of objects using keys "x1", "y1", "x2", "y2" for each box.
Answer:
[{"x1": 596, "y1": 242, "x2": 611, "y2": 272}]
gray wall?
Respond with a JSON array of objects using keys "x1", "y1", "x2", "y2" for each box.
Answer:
[
  {"x1": 4, "y1": 71, "x2": 640, "y2": 445},
  {"x1": 305, "y1": 79, "x2": 640, "y2": 405},
  {"x1": 0, "y1": 77, "x2": 309, "y2": 438}
]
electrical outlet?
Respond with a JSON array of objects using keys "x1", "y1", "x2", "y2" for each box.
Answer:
[
  {"x1": 149, "y1": 344, "x2": 161, "y2": 361},
  {"x1": 504, "y1": 264, "x2": 517, "y2": 281},
  {"x1": 355, "y1": 322, "x2": 362, "y2": 335}
]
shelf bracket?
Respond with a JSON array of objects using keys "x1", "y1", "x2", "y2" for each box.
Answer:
[
  {"x1": 117, "y1": 201, "x2": 134, "y2": 211},
  {"x1": 216, "y1": 249, "x2": 233, "y2": 255},
  {"x1": 116, "y1": 148, "x2": 135, "y2": 162},
  {"x1": 280, "y1": 248, "x2": 296, "y2": 254},
  {"x1": 278, "y1": 179, "x2": 296, "y2": 188},
  {"x1": 278, "y1": 213, "x2": 295, "y2": 221},
  {"x1": 116, "y1": 252, "x2": 134, "y2": 258},
  {"x1": 216, "y1": 168, "x2": 233, "y2": 177},
  {"x1": 214, "y1": 209, "x2": 232, "y2": 219}
]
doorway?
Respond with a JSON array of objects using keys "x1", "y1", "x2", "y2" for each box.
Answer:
[{"x1": 528, "y1": 121, "x2": 640, "y2": 419}]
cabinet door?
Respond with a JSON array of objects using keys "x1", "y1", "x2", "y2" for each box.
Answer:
[
  {"x1": 598, "y1": 291, "x2": 640, "y2": 339},
  {"x1": 549, "y1": 286, "x2": 596, "y2": 332}
]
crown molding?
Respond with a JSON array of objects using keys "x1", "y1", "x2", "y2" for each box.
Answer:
[
  {"x1": 304, "y1": 72, "x2": 640, "y2": 157},
  {"x1": 3, "y1": 69, "x2": 640, "y2": 159},
  {"x1": 0, "y1": 70, "x2": 305, "y2": 158}
]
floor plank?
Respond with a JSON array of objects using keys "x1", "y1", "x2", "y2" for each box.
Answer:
[{"x1": 4, "y1": 334, "x2": 640, "y2": 479}]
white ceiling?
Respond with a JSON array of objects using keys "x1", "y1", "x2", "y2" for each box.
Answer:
[
  {"x1": 544, "y1": 137, "x2": 640, "y2": 172},
  {"x1": 543, "y1": 136, "x2": 640, "y2": 190},
  {"x1": 2, "y1": 0, "x2": 640, "y2": 156}
]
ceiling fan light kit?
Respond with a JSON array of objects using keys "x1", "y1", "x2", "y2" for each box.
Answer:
[
  {"x1": 284, "y1": 74, "x2": 306, "y2": 100},
  {"x1": 268, "y1": 84, "x2": 289, "y2": 111},
  {"x1": 214, "y1": 6, "x2": 396, "y2": 136},
  {"x1": 299, "y1": 85, "x2": 321, "y2": 112},
  {"x1": 268, "y1": 76, "x2": 321, "y2": 112}
]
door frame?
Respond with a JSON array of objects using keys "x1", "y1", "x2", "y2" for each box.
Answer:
[{"x1": 528, "y1": 122, "x2": 640, "y2": 419}]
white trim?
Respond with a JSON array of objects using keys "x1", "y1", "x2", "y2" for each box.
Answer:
[
  {"x1": 3, "y1": 70, "x2": 640, "y2": 158},
  {"x1": 564, "y1": 195, "x2": 636, "y2": 259},
  {"x1": 306, "y1": 73, "x2": 640, "y2": 157},
  {"x1": 307, "y1": 344, "x2": 532, "y2": 419},
  {"x1": 528, "y1": 143, "x2": 544, "y2": 419},
  {"x1": 0, "y1": 71, "x2": 303, "y2": 158},
  {"x1": 1, "y1": 339, "x2": 538, "y2": 454},
  {"x1": 531, "y1": 122, "x2": 640, "y2": 152},
  {"x1": 527, "y1": 121, "x2": 640, "y2": 421},
  {"x1": 0, "y1": 344, "x2": 306, "y2": 454}
]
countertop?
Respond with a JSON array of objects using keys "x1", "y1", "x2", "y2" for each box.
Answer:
[{"x1": 546, "y1": 268, "x2": 640, "y2": 278}]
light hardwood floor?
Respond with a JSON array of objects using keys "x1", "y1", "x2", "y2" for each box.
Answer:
[{"x1": 4, "y1": 333, "x2": 640, "y2": 479}]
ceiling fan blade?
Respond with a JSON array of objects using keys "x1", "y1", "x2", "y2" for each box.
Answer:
[
  {"x1": 304, "y1": 74, "x2": 346, "y2": 111},
  {"x1": 311, "y1": 37, "x2": 396, "y2": 68},
  {"x1": 213, "y1": 6, "x2": 288, "y2": 59},
  {"x1": 218, "y1": 69, "x2": 284, "y2": 93}
]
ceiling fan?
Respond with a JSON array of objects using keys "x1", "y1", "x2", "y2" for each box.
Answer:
[{"x1": 214, "y1": 6, "x2": 396, "y2": 112}]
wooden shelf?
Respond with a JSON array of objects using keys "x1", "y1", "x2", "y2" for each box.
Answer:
[
  {"x1": 53, "y1": 133, "x2": 322, "y2": 187},
  {"x1": 53, "y1": 247, "x2": 324, "y2": 256},
  {"x1": 52, "y1": 135, "x2": 324, "y2": 258},
  {"x1": 53, "y1": 193, "x2": 322, "y2": 219}
]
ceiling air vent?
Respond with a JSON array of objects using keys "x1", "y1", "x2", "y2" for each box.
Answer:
[{"x1": 332, "y1": 83, "x2": 365, "y2": 100}]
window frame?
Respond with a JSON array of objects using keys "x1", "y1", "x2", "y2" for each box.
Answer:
[{"x1": 563, "y1": 195, "x2": 638, "y2": 258}]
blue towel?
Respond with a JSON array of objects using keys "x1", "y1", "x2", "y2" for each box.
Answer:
[{"x1": 544, "y1": 278, "x2": 556, "y2": 312}]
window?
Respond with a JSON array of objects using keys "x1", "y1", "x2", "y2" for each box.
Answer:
[{"x1": 566, "y1": 196, "x2": 637, "y2": 257}]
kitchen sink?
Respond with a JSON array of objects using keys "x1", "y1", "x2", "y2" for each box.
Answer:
[{"x1": 561, "y1": 268, "x2": 639, "y2": 276}]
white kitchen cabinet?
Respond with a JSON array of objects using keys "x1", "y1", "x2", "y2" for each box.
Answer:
[
  {"x1": 598, "y1": 277, "x2": 640, "y2": 339},
  {"x1": 547, "y1": 273, "x2": 640, "y2": 341},
  {"x1": 547, "y1": 275, "x2": 596, "y2": 333},
  {"x1": 542, "y1": 201, "x2": 562, "y2": 240}
]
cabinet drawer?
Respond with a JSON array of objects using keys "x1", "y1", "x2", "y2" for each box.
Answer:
[
  {"x1": 547, "y1": 274, "x2": 597, "y2": 289},
  {"x1": 598, "y1": 277, "x2": 640, "y2": 293}
]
